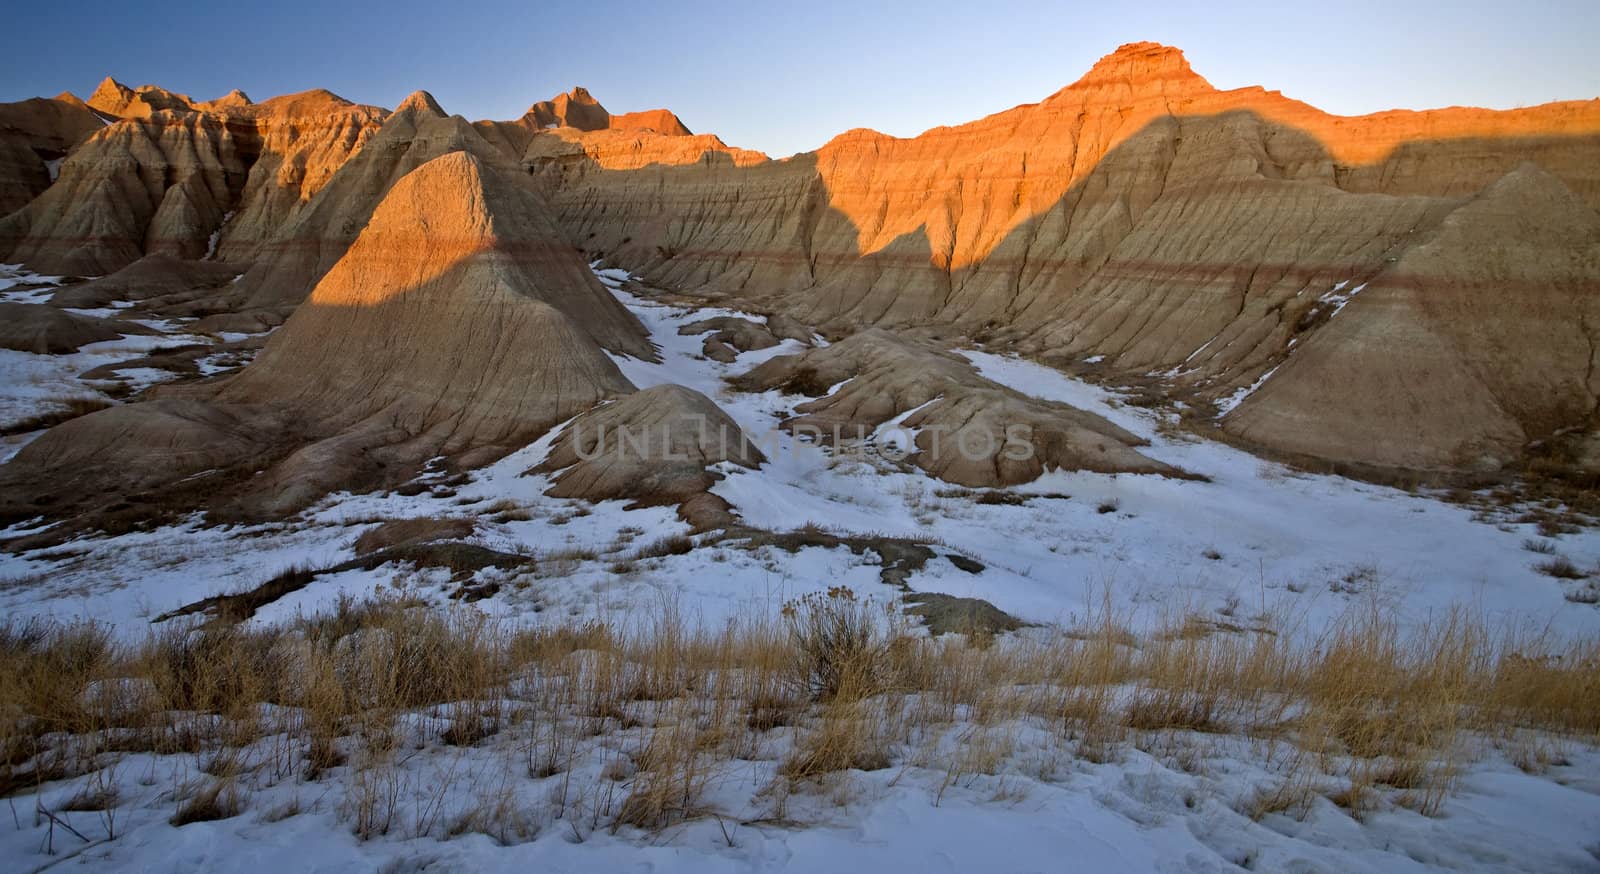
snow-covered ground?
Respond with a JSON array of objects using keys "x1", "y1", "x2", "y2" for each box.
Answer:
[
  {"x1": 4, "y1": 264, "x2": 1599, "y2": 638},
  {"x1": 0, "y1": 265, "x2": 264, "y2": 462},
  {"x1": 1, "y1": 265, "x2": 1598, "y2": 871},
  {"x1": 3, "y1": 721, "x2": 1596, "y2": 873}
]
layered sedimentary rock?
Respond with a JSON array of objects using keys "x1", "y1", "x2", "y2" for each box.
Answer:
[
  {"x1": 0, "y1": 150, "x2": 650, "y2": 520},
  {"x1": 209, "y1": 90, "x2": 387, "y2": 264},
  {"x1": 3, "y1": 44, "x2": 1597, "y2": 478},
  {"x1": 537, "y1": 384, "x2": 764, "y2": 504},
  {"x1": 473, "y1": 87, "x2": 702, "y2": 167},
  {"x1": 222, "y1": 90, "x2": 514, "y2": 313},
  {"x1": 0, "y1": 83, "x2": 386, "y2": 276},
  {"x1": 1225, "y1": 163, "x2": 1600, "y2": 469},
  {"x1": 85, "y1": 78, "x2": 194, "y2": 118},
  {"x1": 0, "y1": 92, "x2": 103, "y2": 215},
  {"x1": 0, "y1": 109, "x2": 243, "y2": 272},
  {"x1": 734, "y1": 330, "x2": 1177, "y2": 485},
  {"x1": 536, "y1": 42, "x2": 1600, "y2": 474}
]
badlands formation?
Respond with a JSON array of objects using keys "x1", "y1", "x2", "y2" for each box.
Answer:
[
  {"x1": 7, "y1": 41, "x2": 1600, "y2": 874},
  {"x1": 0, "y1": 41, "x2": 1597, "y2": 528}
]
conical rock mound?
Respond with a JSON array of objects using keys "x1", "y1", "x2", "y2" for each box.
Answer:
[
  {"x1": 222, "y1": 88, "x2": 525, "y2": 313},
  {"x1": 395, "y1": 90, "x2": 445, "y2": 116},
  {"x1": 220, "y1": 150, "x2": 645, "y2": 448},
  {"x1": 1, "y1": 151, "x2": 651, "y2": 522}
]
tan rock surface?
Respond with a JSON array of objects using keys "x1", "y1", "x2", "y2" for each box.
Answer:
[
  {"x1": 534, "y1": 42, "x2": 1600, "y2": 475},
  {"x1": 536, "y1": 383, "x2": 763, "y2": 505},
  {"x1": 0, "y1": 302, "x2": 155, "y2": 353},
  {"x1": 0, "y1": 92, "x2": 103, "y2": 215},
  {"x1": 733, "y1": 330, "x2": 1177, "y2": 486},
  {"x1": 2, "y1": 150, "x2": 649, "y2": 522}
]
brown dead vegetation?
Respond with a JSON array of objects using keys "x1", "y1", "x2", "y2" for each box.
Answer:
[{"x1": 0, "y1": 590, "x2": 1595, "y2": 841}]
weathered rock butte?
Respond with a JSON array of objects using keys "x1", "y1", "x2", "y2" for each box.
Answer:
[{"x1": 1, "y1": 40, "x2": 1597, "y2": 527}]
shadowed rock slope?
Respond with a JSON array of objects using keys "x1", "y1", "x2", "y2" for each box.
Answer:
[
  {"x1": 0, "y1": 92, "x2": 103, "y2": 215},
  {"x1": 537, "y1": 384, "x2": 765, "y2": 505},
  {"x1": 0, "y1": 151, "x2": 649, "y2": 523},
  {"x1": 535, "y1": 42, "x2": 1600, "y2": 476}
]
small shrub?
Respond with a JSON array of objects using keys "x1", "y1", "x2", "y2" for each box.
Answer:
[
  {"x1": 1523, "y1": 538, "x2": 1558, "y2": 555},
  {"x1": 171, "y1": 780, "x2": 243, "y2": 826},
  {"x1": 783, "y1": 587, "x2": 888, "y2": 702},
  {"x1": 635, "y1": 534, "x2": 695, "y2": 559},
  {"x1": 1096, "y1": 500, "x2": 1120, "y2": 515},
  {"x1": 1535, "y1": 556, "x2": 1588, "y2": 580}
]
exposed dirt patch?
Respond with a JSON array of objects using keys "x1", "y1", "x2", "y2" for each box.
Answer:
[
  {"x1": 353, "y1": 517, "x2": 476, "y2": 556},
  {"x1": 154, "y1": 541, "x2": 529, "y2": 624},
  {"x1": 901, "y1": 592, "x2": 1022, "y2": 637}
]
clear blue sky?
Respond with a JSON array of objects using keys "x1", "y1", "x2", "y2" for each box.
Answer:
[{"x1": 3, "y1": 1, "x2": 1596, "y2": 157}]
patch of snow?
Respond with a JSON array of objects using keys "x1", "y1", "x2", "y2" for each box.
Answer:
[
  {"x1": 204, "y1": 210, "x2": 236, "y2": 260},
  {"x1": 1214, "y1": 364, "x2": 1279, "y2": 418},
  {"x1": 1319, "y1": 281, "x2": 1367, "y2": 317}
]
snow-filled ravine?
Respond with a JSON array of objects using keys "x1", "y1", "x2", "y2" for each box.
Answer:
[{"x1": 1, "y1": 265, "x2": 1598, "y2": 873}]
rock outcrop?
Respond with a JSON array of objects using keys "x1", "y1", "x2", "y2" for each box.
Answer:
[
  {"x1": 733, "y1": 330, "x2": 1178, "y2": 486},
  {"x1": 85, "y1": 77, "x2": 194, "y2": 118},
  {"x1": 0, "y1": 302, "x2": 154, "y2": 353},
  {"x1": 473, "y1": 87, "x2": 702, "y2": 166},
  {"x1": 0, "y1": 85, "x2": 387, "y2": 277},
  {"x1": 0, "y1": 92, "x2": 103, "y2": 215},
  {"x1": 0, "y1": 150, "x2": 650, "y2": 521},
  {"x1": 222, "y1": 90, "x2": 517, "y2": 315},
  {"x1": 537, "y1": 383, "x2": 764, "y2": 505},
  {"x1": 534, "y1": 42, "x2": 1600, "y2": 476}
]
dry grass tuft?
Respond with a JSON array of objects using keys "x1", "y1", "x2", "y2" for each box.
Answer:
[{"x1": 0, "y1": 586, "x2": 1596, "y2": 841}]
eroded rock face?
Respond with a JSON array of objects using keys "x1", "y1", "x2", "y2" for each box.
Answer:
[
  {"x1": 1224, "y1": 163, "x2": 1600, "y2": 470},
  {"x1": 216, "y1": 151, "x2": 647, "y2": 474},
  {"x1": 0, "y1": 85, "x2": 387, "y2": 277},
  {"x1": 1, "y1": 150, "x2": 650, "y2": 522},
  {"x1": 472, "y1": 87, "x2": 698, "y2": 164},
  {"x1": 223, "y1": 90, "x2": 527, "y2": 315},
  {"x1": 733, "y1": 330, "x2": 1178, "y2": 486},
  {"x1": 537, "y1": 383, "x2": 764, "y2": 505},
  {"x1": 534, "y1": 42, "x2": 1600, "y2": 475},
  {"x1": 0, "y1": 92, "x2": 103, "y2": 215}
]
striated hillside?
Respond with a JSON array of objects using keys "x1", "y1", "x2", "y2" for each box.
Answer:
[
  {"x1": 528, "y1": 43, "x2": 1600, "y2": 474},
  {"x1": 0, "y1": 42, "x2": 1596, "y2": 478}
]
